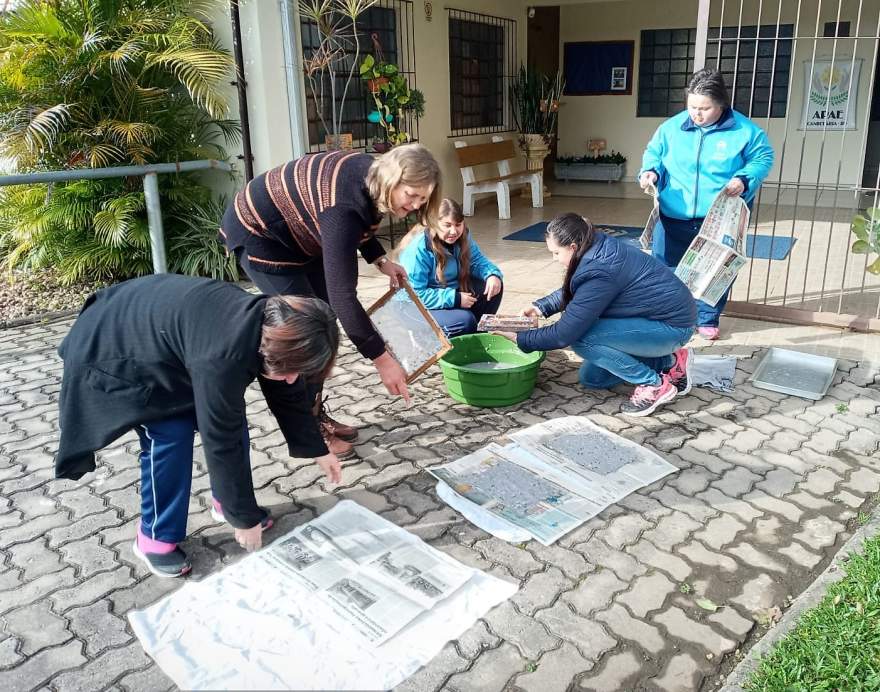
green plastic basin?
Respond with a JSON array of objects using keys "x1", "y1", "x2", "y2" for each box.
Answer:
[{"x1": 439, "y1": 333, "x2": 545, "y2": 407}]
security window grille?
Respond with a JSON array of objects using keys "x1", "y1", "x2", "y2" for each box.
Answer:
[
  {"x1": 637, "y1": 24, "x2": 793, "y2": 118},
  {"x1": 448, "y1": 9, "x2": 516, "y2": 135},
  {"x1": 299, "y1": 1, "x2": 418, "y2": 150}
]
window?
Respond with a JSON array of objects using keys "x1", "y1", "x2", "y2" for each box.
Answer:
[
  {"x1": 299, "y1": 1, "x2": 417, "y2": 150},
  {"x1": 637, "y1": 24, "x2": 793, "y2": 118},
  {"x1": 448, "y1": 9, "x2": 516, "y2": 135}
]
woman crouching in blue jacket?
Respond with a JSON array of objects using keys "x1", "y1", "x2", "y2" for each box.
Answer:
[
  {"x1": 399, "y1": 198, "x2": 503, "y2": 337},
  {"x1": 510, "y1": 213, "x2": 697, "y2": 416}
]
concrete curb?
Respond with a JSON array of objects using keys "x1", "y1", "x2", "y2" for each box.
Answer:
[{"x1": 721, "y1": 510, "x2": 880, "y2": 691}]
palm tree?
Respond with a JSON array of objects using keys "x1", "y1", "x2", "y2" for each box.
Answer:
[{"x1": 0, "y1": 0, "x2": 241, "y2": 282}]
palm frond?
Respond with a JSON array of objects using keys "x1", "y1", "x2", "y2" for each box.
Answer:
[{"x1": 22, "y1": 103, "x2": 71, "y2": 152}]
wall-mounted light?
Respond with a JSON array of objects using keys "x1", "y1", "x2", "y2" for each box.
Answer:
[{"x1": 528, "y1": 7, "x2": 535, "y2": 19}]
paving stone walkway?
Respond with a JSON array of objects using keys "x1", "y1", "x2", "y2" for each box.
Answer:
[{"x1": 1, "y1": 313, "x2": 879, "y2": 692}]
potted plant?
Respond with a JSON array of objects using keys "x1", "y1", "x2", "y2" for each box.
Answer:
[
  {"x1": 554, "y1": 151, "x2": 626, "y2": 182},
  {"x1": 300, "y1": 0, "x2": 377, "y2": 150},
  {"x1": 510, "y1": 65, "x2": 563, "y2": 171},
  {"x1": 359, "y1": 55, "x2": 419, "y2": 150},
  {"x1": 850, "y1": 207, "x2": 880, "y2": 274}
]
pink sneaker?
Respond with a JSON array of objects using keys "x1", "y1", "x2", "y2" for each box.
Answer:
[
  {"x1": 697, "y1": 326, "x2": 720, "y2": 340},
  {"x1": 619, "y1": 374, "x2": 677, "y2": 417},
  {"x1": 667, "y1": 347, "x2": 694, "y2": 396}
]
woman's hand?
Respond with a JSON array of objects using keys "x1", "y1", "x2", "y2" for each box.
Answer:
[
  {"x1": 377, "y1": 258, "x2": 408, "y2": 289},
  {"x1": 234, "y1": 523, "x2": 264, "y2": 552},
  {"x1": 492, "y1": 331, "x2": 517, "y2": 342},
  {"x1": 483, "y1": 276, "x2": 503, "y2": 300},
  {"x1": 724, "y1": 177, "x2": 745, "y2": 197},
  {"x1": 315, "y1": 452, "x2": 342, "y2": 484},
  {"x1": 519, "y1": 304, "x2": 542, "y2": 318},
  {"x1": 639, "y1": 171, "x2": 658, "y2": 190},
  {"x1": 459, "y1": 292, "x2": 477, "y2": 308},
  {"x1": 373, "y1": 351, "x2": 412, "y2": 404}
]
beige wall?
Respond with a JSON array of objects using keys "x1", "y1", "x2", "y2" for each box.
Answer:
[
  {"x1": 210, "y1": 0, "x2": 529, "y2": 200},
  {"x1": 558, "y1": 0, "x2": 880, "y2": 188}
]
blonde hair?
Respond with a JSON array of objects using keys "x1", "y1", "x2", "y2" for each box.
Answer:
[{"x1": 366, "y1": 143, "x2": 442, "y2": 229}]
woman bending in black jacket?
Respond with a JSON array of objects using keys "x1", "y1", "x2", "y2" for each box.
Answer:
[{"x1": 56, "y1": 274, "x2": 340, "y2": 578}]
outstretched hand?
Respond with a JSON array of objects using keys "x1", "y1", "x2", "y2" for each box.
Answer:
[
  {"x1": 315, "y1": 452, "x2": 342, "y2": 484},
  {"x1": 373, "y1": 351, "x2": 412, "y2": 405},
  {"x1": 378, "y1": 259, "x2": 408, "y2": 289}
]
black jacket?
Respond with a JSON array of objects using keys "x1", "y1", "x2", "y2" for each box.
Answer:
[{"x1": 55, "y1": 274, "x2": 326, "y2": 528}]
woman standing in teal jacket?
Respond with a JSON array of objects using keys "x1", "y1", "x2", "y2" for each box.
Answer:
[
  {"x1": 639, "y1": 68, "x2": 774, "y2": 339},
  {"x1": 398, "y1": 198, "x2": 503, "y2": 337}
]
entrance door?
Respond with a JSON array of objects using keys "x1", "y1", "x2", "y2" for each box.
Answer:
[{"x1": 527, "y1": 5, "x2": 560, "y2": 180}]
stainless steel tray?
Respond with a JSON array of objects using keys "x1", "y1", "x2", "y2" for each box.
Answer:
[{"x1": 750, "y1": 347, "x2": 837, "y2": 400}]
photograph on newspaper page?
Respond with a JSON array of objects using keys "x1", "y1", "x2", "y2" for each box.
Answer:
[
  {"x1": 260, "y1": 501, "x2": 472, "y2": 644},
  {"x1": 367, "y1": 281, "x2": 452, "y2": 383},
  {"x1": 508, "y1": 416, "x2": 677, "y2": 504},
  {"x1": 429, "y1": 443, "x2": 604, "y2": 545}
]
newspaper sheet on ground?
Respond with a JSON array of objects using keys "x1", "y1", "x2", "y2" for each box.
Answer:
[
  {"x1": 128, "y1": 501, "x2": 517, "y2": 691},
  {"x1": 674, "y1": 190, "x2": 749, "y2": 306},
  {"x1": 259, "y1": 500, "x2": 472, "y2": 645},
  {"x1": 430, "y1": 443, "x2": 605, "y2": 545},
  {"x1": 431, "y1": 417, "x2": 678, "y2": 545}
]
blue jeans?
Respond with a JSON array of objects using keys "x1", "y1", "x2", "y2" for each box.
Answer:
[
  {"x1": 429, "y1": 279, "x2": 503, "y2": 338},
  {"x1": 573, "y1": 318, "x2": 695, "y2": 389},
  {"x1": 654, "y1": 214, "x2": 728, "y2": 327},
  {"x1": 137, "y1": 413, "x2": 255, "y2": 543}
]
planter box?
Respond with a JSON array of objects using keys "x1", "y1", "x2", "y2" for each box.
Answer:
[{"x1": 555, "y1": 162, "x2": 625, "y2": 182}]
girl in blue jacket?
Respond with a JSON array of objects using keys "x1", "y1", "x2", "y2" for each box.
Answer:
[
  {"x1": 399, "y1": 198, "x2": 503, "y2": 337},
  {"x1": 639, "y1": 68, "x2": 774, "y2": 340},
  {"x1": 507, "y1": 213, "x2": 697, "y2": 417}
]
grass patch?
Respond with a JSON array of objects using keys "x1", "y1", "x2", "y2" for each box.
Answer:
[{"x1": 746, "y1": 534, "x2": 880, "y2": 691}]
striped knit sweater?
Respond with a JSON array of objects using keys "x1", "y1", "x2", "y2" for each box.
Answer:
[{"x1": 220, "y1": 151, "x2": 388, "y2": 360}]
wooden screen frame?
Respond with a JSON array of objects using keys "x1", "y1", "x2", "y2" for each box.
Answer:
[{"x1": 367, "y1": 281, "x2": 453, "y2": 383}]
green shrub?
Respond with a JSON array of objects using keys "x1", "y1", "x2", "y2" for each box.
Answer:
[{"x1": 0, "y1": 0, "x2": 241, "y2": 283}]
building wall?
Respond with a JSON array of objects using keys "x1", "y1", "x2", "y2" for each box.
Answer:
[
  {"x1": 210, "y1": 0, "x2": 529, "y2": 200},
  {"x1": 557, "y1": 0, "x2": 880, "y2": 188}
]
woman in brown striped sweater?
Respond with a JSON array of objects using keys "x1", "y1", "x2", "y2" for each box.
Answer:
[{"x1": 220, "y1": 143, "x2": 442, "y2": 457}]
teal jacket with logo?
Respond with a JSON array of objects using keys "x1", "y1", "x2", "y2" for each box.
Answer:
[{"x1": 640, "y1": 108, "x2": 774, "y2": 220}]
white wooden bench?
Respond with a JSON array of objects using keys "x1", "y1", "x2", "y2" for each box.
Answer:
[{"x1": 453, "y1": 136, "x2": 543, "y2": 220}]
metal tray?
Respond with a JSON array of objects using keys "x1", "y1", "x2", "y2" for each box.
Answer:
[{"x1": 750, "y1": 347, "x2": 838, "y2": 400}]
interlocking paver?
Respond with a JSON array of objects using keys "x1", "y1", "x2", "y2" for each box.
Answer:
[
  {"x1": 511, "y1": 567, "x2": 573, "y2": 615},
  {"x1": 483, "y1": 601, "x2": 561, "y2": 659},
  {"x1": 535, "y1": 602, "x2": 617, "y2": 662},
  {"x1": 617, "y1": 572, "x2": 674, "y2": 617},
  {"x1": 48, "y1": 641, "x2": 152, "y2": 692},
  {"x1": 445, "y1": 642, "x2": 523, "y2": 692},
  {"x1": 793, "y1": 516, "x2": 847, "y2": 549},
  {"x1": 562, "y1": 569, "x2": 627, "y2": 616},
  {"x1": 627, "y1": 539, "x2": 692, "y2": 582},
  {"x1": 574, "y1": 537, "x2": 646, "y2": 580},
  {"x1": 651, "y1": 651, "x2": 708, "y2": 692},
  {"x1": 3, "y1": 600, "x2": 72, "y2": 655},
  {"x1": 512, "y1": 642, "x2": 594, "y2": 691},
  {"x1": 0, "y1": 640, "x2": 86, "y2": 691},
  {"x1": 694, "y1": 514, "x2": 747, "y2": 550},
  {"x1": 640, "y1": 511, "x2": 702, "y2": 551},
  {"x1": 595, "y1": 602, "x2": 665, "y2": 654},
  {"x1": 66, "y1": 600, "x2": 132, "y2": 656},
  {"x1": 653, "y1": 606, "x2": 736, "y2": 656},
  {"x1": 576, "y1": 650, "x2": 641, "y2": 690}
]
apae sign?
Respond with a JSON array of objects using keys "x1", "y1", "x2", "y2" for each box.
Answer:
[{"x1": 802, "y1": 59, "x2": 861, "y2": 130}]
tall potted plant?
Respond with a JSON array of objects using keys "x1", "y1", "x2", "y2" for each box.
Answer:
[
  {"x1": 510, "y1": 65, "x2": 563, "y2": 170},
  {"x1": 359, "y1": 55, "x2": 424, "y2": 151},
  {"x1": 300, "y1": 0, "x2": 377, "y2": 150}
]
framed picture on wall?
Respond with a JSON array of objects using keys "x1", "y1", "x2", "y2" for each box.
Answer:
[{"x1": 563, "y1": 41, "x2": 634, "y2": 96}]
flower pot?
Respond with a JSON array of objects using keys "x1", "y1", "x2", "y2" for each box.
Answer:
[
  {"x1": 325, "y1": 133, "x2": 353, "y2": 151},
  {"x1": 519, "y1": 133, "x2": 551, "y2": 171},
  {"x1": 367, "y1": 77, "x2": 389, "y2": 93},
  {"x1": 554, "y1": 162, "x2": 625, "y2": 182}
]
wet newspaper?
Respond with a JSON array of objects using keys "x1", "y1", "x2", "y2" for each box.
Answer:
[
  {"x1": 260, "y1": 501, "x2": 471, "y2": 645},
  {"x1": 430, "y1": 417, "x2": 677, "y2": 545},
  {"x1": 674, "y1": 190, "x2": 749, "y2": 306}
]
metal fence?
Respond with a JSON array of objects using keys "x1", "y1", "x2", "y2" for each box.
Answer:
[
  {"x1": 0, "y1": 160, "x2": 232, "y2": 274},
  {"x1": 696, "y1": 0, "x2": 880, "y2": 331}
]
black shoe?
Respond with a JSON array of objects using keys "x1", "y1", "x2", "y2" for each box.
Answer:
[{"x1": 132, "y1": 539, "x2": 192, "y2": 578}]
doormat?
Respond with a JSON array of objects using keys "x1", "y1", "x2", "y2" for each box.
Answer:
[
  {"x1": 745, "y1": 234, "x2": 796, "y2": 260},
  {"x1": 503, "y1": 221, "x2": 643, "y2": 247}
]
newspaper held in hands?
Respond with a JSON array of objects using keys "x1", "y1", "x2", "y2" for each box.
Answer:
[
  {"x1": 674, "y1": 190, "x2": 749, "y2": 306},
  {"x1": 259, "y1": 501, "x2": 471, "y2": 645},
  {"x1": 640, "y1": 182, "x2": 660, "y2": 251},
  {"x1": 477, "y1": 314, "x2": 539, "y2": 332}
]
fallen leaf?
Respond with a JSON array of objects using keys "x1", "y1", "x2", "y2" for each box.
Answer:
[
  {"x1": 754, "y1": 606, "x2": 784, "y2": 627},
  {"x1": 696, "y1": 598, "x2": 720, "y2": 612}
]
